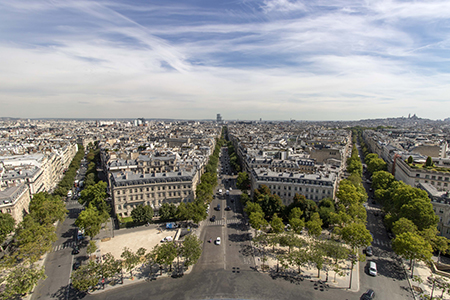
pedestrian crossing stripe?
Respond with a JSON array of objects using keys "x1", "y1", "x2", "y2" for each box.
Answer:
[
  {"x1": 207, "y1": 218, "x2": 242, "y2": 225},
  {"x1": 52, "y1": 241, "x2": 76, "y2": 252}
]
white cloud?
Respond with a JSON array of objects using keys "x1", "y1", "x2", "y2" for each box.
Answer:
[{"x1": 0, "y1": 0, "x2": 449, "y2": 120}]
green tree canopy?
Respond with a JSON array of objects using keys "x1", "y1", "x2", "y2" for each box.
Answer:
[
  {"x1": 158, "y1": 203, "x2": 177, "y2": 221},
  {"x1": 2, "y1": 264, "x2": 46, "y2": 298},
  {"x1": 14, "y1": 215, "x2": 57, "y2": 263},
  {"x1": 0, "y1": 212, "x2": 15, "y2": 245},
  {"x1": 270, "y1": 214, "x2": 284, "y2": 234},
  {"x1": 305, "y1": 212, "x2": 323, "y2": 237},
  {"x1": 75, "y1": 205, "x2": 103, "y2": 240},
  {"x1": 393, "y1": 232, "x2": 433, "y2": 276},
  {"x1": 29, "y1": 192, "x2": 67, "y2": 225},
  {"x1": 131, "y1": 204, "x2": 154, "y2": 224},
  {"x1": 182, "y1": 234, "x2": 203, "y2": 267},
  {"x1": 392, "y1": 217, "x2": 418, "y2": 236}
]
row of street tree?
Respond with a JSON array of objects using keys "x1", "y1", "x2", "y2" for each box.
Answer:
[
  {"x1": 0, "y1": 144, "x2": 86, "y2": 299},
  {"x1": 70, "y1": 234, "x2": 203, "y2": 293},
  {"x1": 355, "y1": 128, "x2": 448, "y2": 278},
  {"x1": 239, "y1": 131, "x2": 372, "y2": 288}
]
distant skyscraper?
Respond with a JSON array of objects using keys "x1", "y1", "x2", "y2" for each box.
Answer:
[{"x1": 217, "y1": 114, "x2": 222, "y2": 123}]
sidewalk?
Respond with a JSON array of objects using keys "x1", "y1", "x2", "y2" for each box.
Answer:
[
  {"x1": 252, "y1": 246, "x2": 360, "y2": 292},
  {"x1": 404, "y1": 257, "x2": 450, "y2": 300}
]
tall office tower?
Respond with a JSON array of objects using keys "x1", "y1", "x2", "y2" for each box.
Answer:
[{"x1": 217, "y1": 114, "x2": 222, "y2": 123}]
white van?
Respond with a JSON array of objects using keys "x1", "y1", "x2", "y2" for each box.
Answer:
[
  {"x1": 369, "y1": 261, "x2": 377, "y2": 276},
  {"x1": 67, "y1": 190, "x2": 73, "y2": 197}
]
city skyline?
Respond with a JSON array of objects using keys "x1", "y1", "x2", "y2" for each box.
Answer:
[{"x1": 1, "y1": 0, "x2": 450, "y2": 121}]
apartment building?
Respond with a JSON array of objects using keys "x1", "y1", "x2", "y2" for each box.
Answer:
[
  {"x1": 110, "y1": 169, "x2": 198, "y2": 217},
  {"x1": 418, "y1": 182, "x2": 450, "y2": 238},
  {"x1": 0, "y1": 183, "x2": 30, "y2": 223},
  {"x1": 250, "y1": 168, "x2": 337, "y2": 206}
]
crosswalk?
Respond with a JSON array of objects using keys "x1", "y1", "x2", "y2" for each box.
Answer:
[
  {"x1": 372, "y1": 238, "x2": 391, "y2": 248},
  {"x1": 207, "y1": 218, "x2": 243, "y2": 226},
  {"x1": 52, "y1": 241, "x2": 77, "y2": 252}
]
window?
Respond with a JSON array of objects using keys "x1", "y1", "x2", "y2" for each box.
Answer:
[
  {"x1": 416, "y1": 174, "x2": 420, "y2": 177},
  {"x1": 432, "y1": 176, "x2": 436, "y2": 180}
]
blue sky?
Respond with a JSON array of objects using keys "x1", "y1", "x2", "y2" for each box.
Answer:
[{"x1": 1, "y1": 0, "x2": 449, "y2": 120}]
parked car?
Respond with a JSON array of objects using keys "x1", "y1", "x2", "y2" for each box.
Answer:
[
  {"x1": 73, "y1": 261, "x2": 81, "y2": 270},
  {"x1": 161, "y1": 236, "x2": 173, "y2": 242},
  {"x1": 361, "y1": 289, "x2": 375, "y2": 299},
  {"x1": 368, "y1": 261, "x2": 377, "y2": 276},
  {"x1": 215, "y1": 237, "x2": 221, "y2": 245},
  {"x1": 365, "y1": 246, "x2": 373, "y2": 256},
  {"x1": 72, "y1": 246, "x2": 80, "y2": 255},
  {"x1": 225, "y1": 206, "x2": 231, "y2": 211}
]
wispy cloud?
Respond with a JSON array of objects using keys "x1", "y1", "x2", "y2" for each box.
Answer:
[{"x1": 0, "y1": 0, "x2": 449, "y2": 120}]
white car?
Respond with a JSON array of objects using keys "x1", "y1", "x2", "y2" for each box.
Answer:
[
  {"x1": 215, "y1": 237, "x2": 221, "y2": 245},
  {"x1": 161, "y1": 236, "x2": 173, "y2": 242}
]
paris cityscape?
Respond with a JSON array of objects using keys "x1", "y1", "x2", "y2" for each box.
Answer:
[{"x1": 1, "y1": 0, "x2": 450, "y2": 300}]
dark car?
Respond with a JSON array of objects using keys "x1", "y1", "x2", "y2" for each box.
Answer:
[
  {"x1": 72, "y1": 246, "x2": 80, "y2": 255},
  {"x1": 365, "y1": 246, "x2": 373, "y2": 256},
  {"x1": 210, "y1": 215, "x2": 216, "y2": 222},
  {"x1": 225, "y1": 206, "x2": 231, "y2": 211},
  {"x1": 216, "y1": 204, "x2": 221, "y2": 211},
  {"x1": 73, "y1": 261, "x2": 81, "y2": 270},
  {"x1": 360, "y1": 289, "x2": 375, "y2": 299}
]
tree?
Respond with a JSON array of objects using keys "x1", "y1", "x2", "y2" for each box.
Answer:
[
  {"x1": 372, "y1": 170, "x2": 395, "y2": 191},
  {"x1": 367, "y1": 157, "x2": 387, "y2": 174},
  {"x1": 244, "y1": 202, "x2": 264, "y2": 216},
  {"x1": 290, "y1": 247, "x2": 308, "y2": 274},
  {"x1": 154, "y1": 242, "x2": 177, "y2": 273},
  {"x1": 14, "y1": 215, "x2": 57, "y2": 263},
  {"x1": 425, "y1": 156, "x2": 433, "y2": 167},
  {"x1": 87, "y1": 240, "x2": 97, "y2": 256},
  {"x1": 79, "y1": 181, "x2": 107, "y2": 210},
  {"x1": 322, "y1": 239, "x2": 349, "y2": 282},
  {"x1": 407, "y1": 156, "x2": 413, "y2": 164},
  {"x1": 392, "y1": 218, "x2": 418, "y2": 236},
  {"x1": 309, "y1": 241, "x2": 326, "y2": 278},
  {"x1": 131, "y1": 204, "x2": 154, "y2": 225},
  {"x1": 120, "y1": 247, "x2": 145, "y2": 278},
  {"x1": 2, "y1": 264, "x2": 46, "y2": 298},
  {"x1": 340, "y1": 222, "x2": 372, "y2": 288},
  {"x1": 158, "y1": 203, "x2": 177, "y2": 221},
  {"x1": 270, "y1": 214, "x2": 284, "y2": 234},
  {"x1": 289, "y1": 217, "x2": 305, "y2": 235},
  {"x1": 393, "y1": 232, "x2": 433, "y2": 277},
  {"x1": 398, "y1": 198, "x2": 438, "y2": 231},
  {"x1": 305, "y1": 212, "x2": 323, "y2": 237},
  {"x1": 101, "y1": 253, "x2": 122, "y2": 283},
  {"x1": 175, "y1": 202, "x2": 189, "y2": 223},
  {"x1": 29, "y1": 192, "x2": 67, "y2": 225},
  {"x1": 181, "y1": 234, "x2": 202, "y2": 267},
  {"x1": 187, "y1": 201, "x2": 207, "y2": 224},
  {"x1": 236, "y1": 172, "x2": 250, "y2": 190},
  {"x1": 0, "y1": 213, "x2": 15, "y2": 245},
  {"x1": 248, "y1": 211, "x2": 268, "y2": 232},
  {"x1": 75, "y1": 205, "x2": 102, "y2": 240},
  {"x1": 71, "y1": 261, "x2": 101, "y2": 292},
  {"x1": 318, "y1": 198, "x2": 335, "y2": 228}
]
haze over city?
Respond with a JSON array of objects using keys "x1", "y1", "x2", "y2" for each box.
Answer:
[{"x1": 1, "y1": 0, "x2": 449, "y2": 120}]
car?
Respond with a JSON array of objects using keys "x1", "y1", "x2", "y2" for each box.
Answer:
[
  {"x1": 225, "y1": 206, "x2": 231, "y2": 211},
  {"x1": 216, "y1": 204, "x2": 221, "y2": 211},
  {"x1": 73, "y1": 261, "x2": 81, "y2": 270},
  {"x1": 368, "y1": 261, "x2": 377, "y2": 276},
  {"x1": 72, "y1": 246, "x2": 80, "y2": 255},
  {"x1": 230, "y1": 198, "x2": 234, "y2": 203},
  {"x1": 360, "y1": 289, "x2": 375, "y2": 299},
  {"x1": 210, "y1": 215, "x2": 216, "y2": 222},
  {"x1": 229, "y1": 187, "x2": 232, "y2": 191},
  {"x1": 161, "y1": 236, "x2": 173, "y2": 242},
  {"x1": 365, "y1": 246, "x2": 373, "y2": 256},
  {"x1": 215, "y1": 237, "x2": 221, "y2": 245}
]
